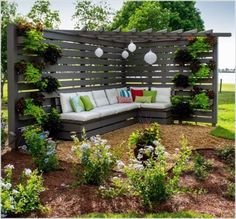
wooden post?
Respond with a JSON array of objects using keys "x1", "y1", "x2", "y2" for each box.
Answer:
[
  {"x1": 7, "y1": 24, "x2": 18, "y2": 148},
  {"x1": 219, "y1": 78, "x2": 222, "y2": 93},
  {"x1": 212, "y1": 38, "x2": 218, "y2": 126}
]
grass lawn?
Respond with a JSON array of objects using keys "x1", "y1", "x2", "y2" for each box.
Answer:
[
  {"x1": 80, "y1": 211, "x2": 213, "y2": 218},
  {"x1": 211, "y1": 83, "x2": 235, "y2": 140}
]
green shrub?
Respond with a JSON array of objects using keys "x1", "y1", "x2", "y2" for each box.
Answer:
[
  {"x1": 23, "y1": 127, "x2": 59, "y2": 172},
  {"x1": 192, "y1": 93, "x2": 210, "y2": 109},
  {"x1": 24, "y1": 63, "x2": 41, "y2": 83},
  {"x1": 217, "y1": 145, "x2": 235, "y2": 168},
  {"x1": 188, "y1": 37, "x2": 211, "y2": 58},
  {"x1": 23, "y1": 29, "x2": 47, "y2": 54},
  {"x1": 72, "y1": 133, "x2": 116, "y2": 185},
  {"x1": 24, "y1": 99, "x2": 48, "y2": 125},
  {"x1": 125, "y1": 136, "x2": 192, "y2": 208},
  {"x1": 193, "y1": 153, "x2": 213, "y2": 180},
  {"x1": 1, "y1": 164, "x2": 46, "y2": 217},
  {"x1": 195, "y1": 64, "x2": 211, "y2": 78}
]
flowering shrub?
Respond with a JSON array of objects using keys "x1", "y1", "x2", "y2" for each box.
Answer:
[
  {"x1": 129, "y1": 123, "x2": 161, "y2": 163},
  {"x1": 1, "y1": 165, "x2": 46, "y2": 217},
  {"x1": 125, "y1": 136, "x2": 192, "y2": 208},
  {"x1": 72, "y1": 134, "x2": 116, "y2": 185},
  {"x1": 23, "y1": 127, "x2": 59, "y2": 172}
]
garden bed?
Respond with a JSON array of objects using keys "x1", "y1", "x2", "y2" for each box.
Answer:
[{"x1": 1, "y1": 124, "x2": 234, "y2": 218}]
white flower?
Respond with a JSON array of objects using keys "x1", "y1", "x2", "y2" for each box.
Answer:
[
  {"x1": 138, "y1": 148, "x2": 144, "y2": 153},
  {"x1": 2, "y1": 182, "x2": 12, "y2": 190},
  {"x1": 24, "y1": 168, "x2": 32, "y2": 176},
  {"x1": 80, "y1": 142, "x2": 91, "y2": 151},
  {"x1": 4, "y1": 164, "x2": 14, "y2": 170},
  {"x1": 133, "y1": 164, "x2": 144, "y2": 170},
  {"x1": 116, "y1": 160, "x2": 125, "y2": 170},
  {"x1": 112, "y1": 176, "x2": 119, "y2": 181},
  {"x1": 145, "y1": 145, "x2": 154, "y2": 151},
  {"x1": 44, "y1": 158, "x2": 49, "y2": 164},
  {"x1": 153, "y1": 140, "x2": 160, "y2": 146},
  {"x1": 137, "y1": 153, "x2": 143, "y2": 160},
  {"x1": 99, "y1": 185, "x2": 105, "y2": 190},
  {"x1": 105, "y1": 145, "x2": 111, "y2": 150},
  {"x1": 12, "y1": 189, "x2": 19, "y2": 194}
]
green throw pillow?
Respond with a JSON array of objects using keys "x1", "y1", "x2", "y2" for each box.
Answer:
[
  {"x1": 135, "y1": 96, "x2": 152, "y2": 103},
  {"x1": 143, "y1": 90, "x2": 157, "y2": 103},
  {"x1": 70, "y1": 96, "x2": 85, "y2": 112},
  {"x1": 80, "y1": 95, "x2": 94, "y2": 111}
]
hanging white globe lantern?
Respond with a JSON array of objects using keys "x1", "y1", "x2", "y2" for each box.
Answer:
[
  {"x1": 95, "y1": 47, "x2": 103, "y2": 57},
  {"x1": 128, "y1": 40, "x2": 136, "y2": 52},
  {"x1": 121, "y1": 50, "x2": 129, "y2": 59},
  {"x1": 144, "y1": 49, "x2": 157, "y2": 65}
]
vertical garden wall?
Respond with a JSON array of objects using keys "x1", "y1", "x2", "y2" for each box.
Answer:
[{"x1": 8, "y1": 23, "x2": 231, "y2": 146}]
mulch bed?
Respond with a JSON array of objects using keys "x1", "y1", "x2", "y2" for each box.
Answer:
[{"x1": 1, "y1": 124, "x2": 235, "y2": 218}]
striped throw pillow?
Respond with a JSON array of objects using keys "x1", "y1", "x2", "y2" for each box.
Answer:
[
  {"x1": 117, "y1": 96, "x2": 133, "y2": 103},
  {"x1": 120, "y1": 89, "x2": 131, "y2": 97}
]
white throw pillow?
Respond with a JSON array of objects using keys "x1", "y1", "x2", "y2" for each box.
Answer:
[
  {"x1": 60, "y1": 92, "x2": 77, "y2": 113},
  {"x1": 105, "y1": 88, "x2": 119, "y2": 104},
  {"x1": 92, "y1": 90, "x2": 109, "y2": 107},
  {"x1": 151, "y1": 87, "x2": 171, "y2": 103},
  {"x1": 77, "y1": 91, "x2": 97, "y2": 107}
]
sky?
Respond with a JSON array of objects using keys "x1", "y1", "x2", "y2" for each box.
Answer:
[{"x1": 11, "y1": 0, "x2": 236, "y2": 69}]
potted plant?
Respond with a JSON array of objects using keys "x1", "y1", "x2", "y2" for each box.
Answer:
[
  {"x1": 15, "y1": 97, "x2": 26, "y2": 115},
  {"x1": 40, "y1": 44, "x2": 62, "y2": 65},
  {"x1": 187, "y1": 37, "x2": 211, "y2": 58},
  {"x1": 172, "y1": 73, "x2": 190, "y2": 88},
  {"x1": 30, "y1": 92, "x2": 45, "y2": 106},
  {"x1": 190, "y1": 59, "x2": 201, "y2": 73},
  {"x1": 171, "y1": 96, "x2": 193, "y2": 118},
  {"x1": 35, "y1": 75, "x2": 61, "y2": 93},
  {"x1": 192, "y1": 93, "x2": 210, "y2": 109}
]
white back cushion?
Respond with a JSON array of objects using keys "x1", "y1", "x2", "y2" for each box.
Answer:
[
  {"x1": 92, "y1": 90, "x2": 109, "y2": 107},
  {"x1": 105, "y1": 88, "x2": 119, "y2": 104},
  {"x1": 60, "y1": 92, "x2": 77, "y2": 113},
  {"x1": 77, "y1": 91, "x2": 96, "y2": 107},
  {"x1": 151, "y1": 87, "x2": 171, "y2": 103},
  {"x1": 130, "y1": 86, "x2": 149, "y2": 90}
]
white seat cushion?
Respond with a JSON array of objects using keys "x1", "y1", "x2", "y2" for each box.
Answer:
[
  {"x1": 93, "y1": 105, "x2": 117, "y2": 117},
  {"x1": 60, "y1": 92, "x2": 77, "y2": 113},
  {"x1": 151, "y1": 87, "x2": 171, "y2": 103},
  {"x1": 77, "y1": 91, "x2": 97, "y2": 107},
  {"x1": 92, "y1": 90, "x2": 109, "y2": 107},
  {"x1": 112, "y1": 103, "x2": 140, "y2": 114},
  {"x1": 105, "y1": 88, "x2": 119, "y2": 104},
  {"x1": 140, "y1": 102, "x2": 171, "y2": 109},
  {"x1": 60, "y1": 111, "x2": 100, "y2": 122}
]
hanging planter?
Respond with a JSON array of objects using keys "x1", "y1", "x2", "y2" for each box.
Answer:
[
  {"x1": 172, "y1": 73, "x2": 190, "y2": 88},
  {"x1": 40, "y1": 44, "x2": 62, "y2": 65},
  {"x1": 174, "y1": 49, "x2": 193, "y2": 66},
  {"x1": 36, "y1": 75, "x2": 61, "y2": 93}
]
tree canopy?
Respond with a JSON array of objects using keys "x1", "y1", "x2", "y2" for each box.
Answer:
[
  {"x1": 109, "y1": 1, "x2": 204, "y2": 31},
  {"x1": 73, "y1": 0, "x2": 113, "y2": 30},
  {"x1": 28, "y1": 0, "x2": 60, "y2": 29}
]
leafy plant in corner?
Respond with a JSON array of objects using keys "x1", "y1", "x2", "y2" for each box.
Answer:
[
  {"x1": 193, "y1": 153, "x2": 213, "y2": 181},
  {"x1": 40, "y1": 44, "x2": 62, "y2": 65},
  {"x1": 23, "y1": 29, "x2": 47, "y2": 54},
  {"x1": 171, "y1": 96, "x2": 193, "y2": 118},
  {"x1": 174, "y1": 49, "x2": 194, "y2": 66},
  {"x1": 172, "y1": 73, "x2": 190, "y2": 88},
  {"x1": 192, "y1": 93, "x2": 210, "y2": 109},
  {"x1": 36, "y1": 75, "x2": 61, "y2": 93},
  {"x1": 188, "y1": 37, "x2": 211, "y2": 58},
  {"x1": 42, "y1": 107, "x2": 62, "y2": 138}
]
